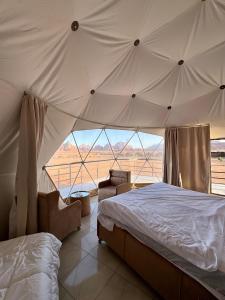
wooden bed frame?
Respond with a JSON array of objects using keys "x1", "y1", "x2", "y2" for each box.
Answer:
[{"x1": 97, "y1": 221, "x2": 218, "y2": 300}]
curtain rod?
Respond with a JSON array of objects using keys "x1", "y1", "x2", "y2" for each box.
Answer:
[
  {"x1": 36, "y1": 101, "x2": 208, "y2": 131},
  {"x1": 47, "y1": 103, "x2": 165, "y2": 130},
  {"x1": 23, "y1": 91, "x2": 209, "y2": 130},
  {"x1": 166, "y1": 124, "x2": 210, "y2": 130},
  {"x1": 49, "y1": 103, "x2": 209, "y2": 130},
  {"x1": 23, "y1": 91, "x2": 208, "y2": 131}
]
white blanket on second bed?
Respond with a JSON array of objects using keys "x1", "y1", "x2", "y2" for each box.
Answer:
[
  {"x1": 0, "y1": 232, "x2": 61, "y2": 300},
  {"x1": 98, "y1": 183, "x2": 225, "y2": 271}
]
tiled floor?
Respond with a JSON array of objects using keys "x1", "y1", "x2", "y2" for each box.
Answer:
[{"x1": 59, "y1": 197, "x2": 161, "y2": 300}]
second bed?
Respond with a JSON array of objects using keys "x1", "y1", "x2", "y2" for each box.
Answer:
[{"x1": 98, "y1": 183, "x2": 225, "y2": 300}]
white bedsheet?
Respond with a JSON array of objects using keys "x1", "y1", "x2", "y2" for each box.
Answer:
[
  {"x1": 0, "y1": 232, "x2": 61, "y2": 300},
  {"x1": 98, "y1": 183, "x2": 225, "y2": 271}
]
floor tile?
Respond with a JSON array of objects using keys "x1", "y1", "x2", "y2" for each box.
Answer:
[
  {"x1": 95, "y1": 272, "x2": 154, "y2": 300},
  {"x1": 68, "y1": 224, "x2": 96, "y2": 241},
  {"x1": 82, "y1": 210, "x2": 98, "y2": 230},
  {"x1": 60, "y1": 254, "x2": 114, "y2": 300},
  {"x1": 115, "y1": 260, "x2": 158, "y2": 297},
  {"x1": 68, "y1": 228, "x2": 99, "y2": 252},
  {"x1": 89, "y1": 243, "x2": 122, "y2": 271},
  {"x1": 59, "y1": 282, "x2": 74, "y2": 300},
  {"x1": 82, "y1": 216, "x2": 97, "y2": 231},
  {"x1": 59, "y1": 239, "x2": 88, "y2": 280}
]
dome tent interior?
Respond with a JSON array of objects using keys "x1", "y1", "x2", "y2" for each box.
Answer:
[
  {"x1": 1, "y1": 1, "x2": 225, "y2": 300},
  {"x1": 0, "y1": 0, "x2": 225, "y2": 239}
]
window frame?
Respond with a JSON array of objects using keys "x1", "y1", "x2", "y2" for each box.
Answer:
[{"x1": 210, "y1": 138, "x2": 225, "y2": 196}]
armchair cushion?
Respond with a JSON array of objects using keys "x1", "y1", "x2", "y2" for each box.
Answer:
[
  {"x1": 111, "y1": 176, "x2": 125, "y2": 186},
  {"x1": 110, "y1": 169, "x2": 131, "y2": 186},
  {"x1": 110, "y1": 170, "x2": 128, "y2": 178},
  {"x1": 98, "y1": 186, "x2": 117, "y2": 201}
]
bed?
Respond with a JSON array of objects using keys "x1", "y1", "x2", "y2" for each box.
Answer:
[
  {"x1": 97, "y1": 183, "x2": 225, "y2": 300},
  {"x1": 0, "y1": 232, "x2": 61, "y2": 300}
]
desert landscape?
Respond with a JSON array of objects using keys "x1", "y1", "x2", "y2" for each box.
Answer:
[
  {"x1": 47, "y1": 139, "x2": 163, "y2": 190},
  {"x1": 46, "y1": 137, "x2": 225, "y2": 196}
]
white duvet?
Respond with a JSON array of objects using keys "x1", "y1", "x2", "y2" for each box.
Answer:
[
  {"x1": 98, "y1": 183, "x2": 225, "y2": 271},
  {"x1": 0, "y1": 232, "x2": 61, "y2": 300}
]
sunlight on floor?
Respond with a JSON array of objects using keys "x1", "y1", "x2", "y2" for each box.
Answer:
[{"x1": 58, "y1": 196, "x2": 161, "y2": 300}]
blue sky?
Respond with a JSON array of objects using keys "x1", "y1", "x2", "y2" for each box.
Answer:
[{"x1": 64, "y1": 129, "x2": 163, "y2": 148}]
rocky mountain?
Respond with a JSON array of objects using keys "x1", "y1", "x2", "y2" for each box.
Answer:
[
  {"x1": 211, "y1": 141, "x2": 225, "y2": 152},
  {"x1": 61, "y1": 141, "x2": 76, "y2": 151},
  {"x1": 61, "y1": 140, "x2": 164, "y2": 152}
]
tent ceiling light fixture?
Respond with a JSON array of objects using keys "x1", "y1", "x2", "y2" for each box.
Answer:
[
  {"x1": 132, "y1": 94, "x2": 136, "y2": 98},
  {"x1": 134, "y1": 39, "x2": 140, "y2": 46},
  {"x1": 90, "y1": 89, "x2": 95, "y2": 94},
  {"x1": 178, "y1": 60, "x2": 184, "y2": 65},
  {"x1": 71, "y1": 21, "x2": 79, "y2": 31},
  {"x1": 167, "y1": 106, "x2": 172, "y2": 110},
  {"x1": 220, "y1": 85, "x2": 225, "y2": 90}
]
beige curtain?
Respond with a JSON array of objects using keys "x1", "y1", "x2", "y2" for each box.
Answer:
[
  {"x1": 163, "y1": 128, "x2": 181, "y2": 187},
  {"x1": 163, "y1": 125, "x2": 211, "y2": 193},
  {"x1": 9, "y1": 93, "x2": 47, "y2": 238}
]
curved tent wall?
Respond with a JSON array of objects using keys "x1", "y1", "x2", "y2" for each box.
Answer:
[{"x1": 0, "y1": 0, "x2": 225, "y2": 239}]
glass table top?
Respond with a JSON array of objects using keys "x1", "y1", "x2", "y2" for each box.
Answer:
[{"x1": 70, "y1": 191, "x2": 89, "y2": 198}]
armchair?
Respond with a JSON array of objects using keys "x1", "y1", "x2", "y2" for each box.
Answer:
[
  {"x1": 98, "y1": 169, "x2": 131, "y2": 201},
  {"x1": 38, "y1": 190, "x2": 81, "y2": 240}
]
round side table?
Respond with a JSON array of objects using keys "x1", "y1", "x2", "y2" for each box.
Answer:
[{"x1": 70, "y1": 191, "x2": 90, "y2": 217}]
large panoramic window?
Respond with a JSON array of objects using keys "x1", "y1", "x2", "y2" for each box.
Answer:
[
  {"x1": 46, "y1": 129, "x2": 164, "y2": 198},
  {"x1": 211, "y1": 139, "x2": 225, "y2": 195}
]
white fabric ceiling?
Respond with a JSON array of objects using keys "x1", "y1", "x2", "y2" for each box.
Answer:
[
  {"x1": 1, "y1": 0, "x2": 225, "y2": 135},
  {"x1": 0, "y1": 0, "x2": 225, "y2": 239}
]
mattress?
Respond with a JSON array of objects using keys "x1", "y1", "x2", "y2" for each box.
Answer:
[
  {"x1": 99, "y1": 213, "x2": 225, "y2": 274},
  {"x1": 98, "y1": 182, "x2": 225, "y2": 272},
  {"x1": 0, "y1": 232, "x2": 61, "y2": 300}
]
